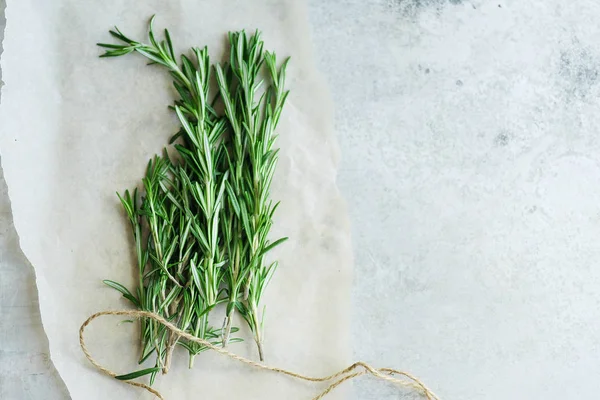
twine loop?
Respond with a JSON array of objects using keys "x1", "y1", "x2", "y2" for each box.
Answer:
[{"x1": 79, "y1": 310, "x2": 440, "y2": 400}]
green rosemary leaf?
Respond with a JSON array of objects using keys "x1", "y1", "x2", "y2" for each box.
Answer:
[
  {"x1": 239, "y1": 200, "x2": 252, "y2": 241},
  {"x1": 235, "y1": 301, "x2": 247, "y2": 314},
  {"x1": 138, "y1": 340, "x2": 156, "y2": 365},
  {"x1": 190, "y1": 258, "x2": 202, "y2": 293},
  {"x1": 108, "y1": 29, "x2": 129, "y2": 43},
  {"x1": 168, "y1": 128, "x2": 185, "y2": 145},
  {"x1": 180, "y1": 55, "x2": 196, "y2": 84},
  {"x1": 97, "y1": 43, "x2": 128, "y2": 50},
  {"x1": 261, "y1": 261, "x2": 279, "y2": 291},
  {"x1": 190, "y1": 182, "x2": 209, "y2": 216},
  {"x1": 147, "y1": 15, "x2": 159, "y2": 49},
  {"x1": 116, "y1": 191, "x2": 134, "y2": 221},
  {"x1": 103, "y1": 280, "x2": 140, "y2": 307},
  {"x1": 158, "y1": 286, "x2": 182, "y2": 312},
  {"x1": 149, "y1": 369, "x2": 159, "y2": 386},
  {"x1": 135, "y1": 48, "x2": 167, "y2": 66},
  {"x1": 175, "y1": 106, "x2": 199, "y2": 147},
  {"x1": 115, "y1": 367, "x2": 161, "y2": 381},
  {"x1": 172, "y1": 81, "x2": 194, "y2": 109},
  {"x1": 164, "y1": 29, "x2": 175, "y2": 60},
  {"x1": 176, "y1": 341, "x2": 194, "y2": 353},
  {"x1": 224, "y1": 181, "x2": 241, "y2": 217},
  {"x1": 260, "y1": 237, "x2": 288, "y2": 257},
  {"x1": 195, "y1": 303, "x2": 216, "y2": 320},
  {"x1": 173, "y1": 145, "x2": 202, "y2": 177},
  {"x1": 99, "y1": 48, "x2": 135, "y2": 58}
]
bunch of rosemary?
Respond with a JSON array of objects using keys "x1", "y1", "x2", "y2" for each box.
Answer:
[{"x1": 98, "y1": 17, "x2": 289, "y2": 382}]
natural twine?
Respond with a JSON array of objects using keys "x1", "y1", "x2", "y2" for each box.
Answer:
[{"x1": 80, "y1": 310, "x2": 440, "y2": 400}]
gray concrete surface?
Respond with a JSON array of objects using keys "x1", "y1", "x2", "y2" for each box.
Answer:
[
  {"x1": 3, "y1": 0, "x2": 600, "y2": 399},
  {"x1": 0, "y1": 2, "x2": 70, "y2": 397},
  {"x1": 311, "y1": 1, "x2": 600, "y2": 399},
  {"x1": 0, "y1": 169, "x2": 70, "y2": 399}
]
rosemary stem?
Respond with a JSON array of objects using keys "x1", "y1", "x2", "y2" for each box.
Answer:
[
  {"x1": 163, "y1": 333, "x2": 176, "y2": 374},
  {"x1": 188, "y1": 351, "x2": 195, "y2": 369},
  {"x1": 162, "y1": 300, "x2": 181, "y2": 374},
  {"x1": 189, "y1": 309, "x2": 209, "y2": 368},
  {"x1": 222, "y1": 309, "x2": 235, "y2": 347},
  {"x1": 250, "y1": 301, "x2": 264, "y2": 361},
  {"x1": 222, "y1": 227, "x2": 241, "y2": 346}
]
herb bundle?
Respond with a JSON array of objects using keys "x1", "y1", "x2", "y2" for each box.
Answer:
[{"x1": 97, "y1": 17, "x2": 289, "y2": 382}]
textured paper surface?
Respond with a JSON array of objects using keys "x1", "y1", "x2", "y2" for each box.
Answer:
[{"x1": 0, "y1": 1, "x2": 351, "y2": 399}]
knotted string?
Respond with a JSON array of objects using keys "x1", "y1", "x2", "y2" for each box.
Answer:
[{"x1": 79, "y1": 310, "x2": 440, "y2": 400}]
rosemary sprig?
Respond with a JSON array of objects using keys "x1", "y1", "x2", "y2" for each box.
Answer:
[
  {"x1": 99, "y1": 16, "x2": 233, "y2": 376},
  {"x1": 97, "y1": 16, "x2": 289, "y2": 380},
  {"x1": 216, "y1": 31, "x2": 290, "y2": 360}
]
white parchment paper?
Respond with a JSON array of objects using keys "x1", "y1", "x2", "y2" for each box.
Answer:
[{"x1": 0, "y1": 1, "x2": 352, "y2": 399}]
